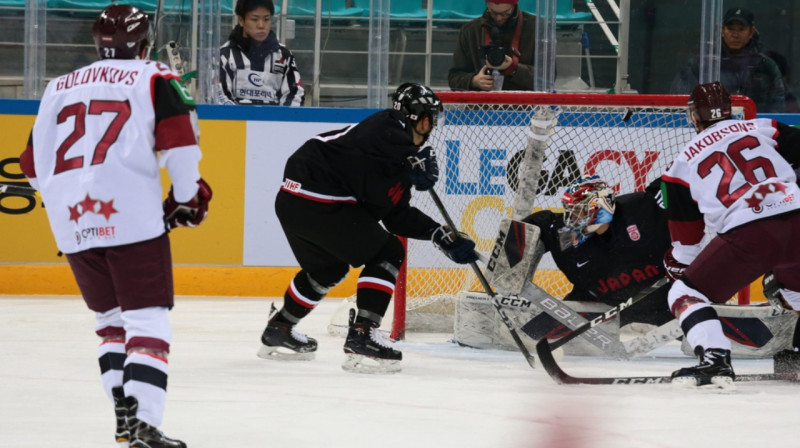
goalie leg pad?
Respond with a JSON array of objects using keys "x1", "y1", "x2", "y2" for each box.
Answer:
[{"x1": 485, "y1": 219, "x2": 545, "y2": 296}]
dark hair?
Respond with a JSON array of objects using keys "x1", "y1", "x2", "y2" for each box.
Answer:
[{"x1": 235, "y1": 0, "x2": 274, "y2": 17}]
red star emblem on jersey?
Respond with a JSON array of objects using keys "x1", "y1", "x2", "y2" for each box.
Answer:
[
  {"x1": 79, "y1": 194, "x2": 98, "y2": 215},
  {"x1": 772, "y1": 182, "x2": 788, "y2": 193},
  {"x1": 97, "y1": 199, "x2": 118, "y2": 221},
  {"x1": 66, "y1": 193, "x2": 119, "y2": 224},
  {"x1": 68, "y1": 204, "x2": 82, "y2": 223},
  {"x1": 755, "y1": 184, "x2": 774, "y2": 198},
  {"x1": 745, "y1": 194, "x2": 763, "y2": 208}
]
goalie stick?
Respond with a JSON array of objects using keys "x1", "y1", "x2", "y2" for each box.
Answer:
[
  {"x1": 535, "y1": 277, "x2": 797, "y2": 384},
  {"x1": 428, "y1": 188, "x2": 537, "y2": 368},
  {"x1": 0, "y1": 183, "x2": 37, "y2": 197},
  {"x1": 536, "y1": 341, "x2": 793, "y2": 385}
]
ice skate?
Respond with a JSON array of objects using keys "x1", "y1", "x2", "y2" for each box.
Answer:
[
  {"x1": 257, "y1": 303, "x2": 317, "y2": 361},
  {"x1": 126, "y1": 396, "x2": 186, "y2": 448},
  {"x1": 112, "y1": 387, "x2": 130, "y2": 447},
  {"x1": 342, "y1": 317, "x2": 402, "y2": 374},
  {"x1": 671, "y1": 348, "x2": 736, "y2": 390}
]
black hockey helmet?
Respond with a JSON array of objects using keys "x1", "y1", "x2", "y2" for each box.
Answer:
[
  {"x1": 392, "y1": 82, "x2": 444, "y2": 129},
  {"x1": 93, "y1": 4, "x2": 152, "y2": 60},
  {"x1": 688, "y1": 81, "x2": 732, "y2": 129}
]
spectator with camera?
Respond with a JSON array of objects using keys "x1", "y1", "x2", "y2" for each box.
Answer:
[{"x1": 448, "y1": 0, "x2": 537, "y2": 91}]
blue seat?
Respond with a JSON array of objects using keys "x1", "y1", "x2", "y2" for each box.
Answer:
[
  {"x1": 390, "y1": 0, "x2": 428, "y2": 19},
  {"x1": 51, "y1": 0, "x2": 158, "y2": 12},
  {"x1": 286, "y1": 0, "x2": 363, "y2": 17},
  {"x1": 518, "y1": 0, "x2": 593, "y2": 22},
  {"x1": 431, "y1": 0, "x2": 485, "y2": 20}
]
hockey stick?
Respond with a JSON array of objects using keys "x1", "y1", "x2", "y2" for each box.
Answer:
[
  {"x1": 537, "y1": 277, "x2": 669, "y2": 355},
  {"x1": 428, "y1": 188, "x2": 537, "y2": 368},
  {"x1": 536, "y1": 343, "x2": 793, "y2": 385},
  {"x1": 0, "y1": 183, "x2": 37, "y2": 197}
]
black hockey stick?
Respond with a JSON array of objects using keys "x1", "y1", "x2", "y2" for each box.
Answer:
[
  {"x1": 541, "y1": 277, "x2": 670, "y2": 354},
  {"x1": 535, "y1": 277, "x2": 795, "y2": 384},
  {"x1": 536, "y1": 343, "x2": 792, "y2": 385},
  {"x1": 0, "y1": 183, "x2": 37, "y2": 197},
  {"x1": 428, "y1": 188, "x2": 537, "y2": 368}
]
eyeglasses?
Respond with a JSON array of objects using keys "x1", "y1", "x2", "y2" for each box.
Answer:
[{"x1": 487, "y1": 8, "x2": 514, "y2": 19}]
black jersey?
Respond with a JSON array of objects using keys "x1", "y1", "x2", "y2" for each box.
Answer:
[
  {"x1": 523, "y1": 181, "x2": 670, "y2": 307},
  {"x1": 281, "y1": 109, "x2": 440, "y2": 240}
]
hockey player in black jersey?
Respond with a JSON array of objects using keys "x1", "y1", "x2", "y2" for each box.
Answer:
[
  {"x1": 259, "y1": 82, "x2": 478, "y2": 373},
  {"x1": 522, "y1": 175, "x2": 674, "y2": 329}
]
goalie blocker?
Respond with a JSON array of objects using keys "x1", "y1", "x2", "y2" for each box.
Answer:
[{"x1": 484, "y1": 219, "x2": 544, "y2": 296}]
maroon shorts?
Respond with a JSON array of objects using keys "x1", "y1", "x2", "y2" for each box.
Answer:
[
  {"x1": 66, "y1": 233, "x2": 174, "y2": 312},
  {"x1": 686, "y1": 212, "x2": 800, "y2": 303}
]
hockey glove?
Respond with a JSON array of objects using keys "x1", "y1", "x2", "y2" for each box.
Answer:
[
  {"x1": 663, "y1": 247, "x2": 688, "y2": 282},
  {"x1": 432, "y1": 225, "x2": 478, "y2": 264},
  {"x1": 407, "y1": 146, "x2": 439, "y2": 191},
  {"x1": 163, "y1": 178, "x2": 213, "y2": 229}
]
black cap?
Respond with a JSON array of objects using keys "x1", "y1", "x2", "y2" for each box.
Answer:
[{"x1": 723, "y1": 7, "x2": 754, "y2": 27}]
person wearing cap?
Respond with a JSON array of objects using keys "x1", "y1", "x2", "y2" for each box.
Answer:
[
  {"x1": 448, "y1": 0, "x2": 538, "y2": 91},
  {"x1": 670, "y1": 7, "x2": 785, "y2": 113}
]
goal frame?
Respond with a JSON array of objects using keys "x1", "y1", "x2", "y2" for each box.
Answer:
[{"x1": 390, "y1": 91, "x2": 757, "y2": 340}]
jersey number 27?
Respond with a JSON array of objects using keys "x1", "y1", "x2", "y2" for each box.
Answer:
[{"x1": 53, "y1": 99, "x2": 131, "y2": 175}]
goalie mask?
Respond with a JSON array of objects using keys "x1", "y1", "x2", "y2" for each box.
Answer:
[
  {"x1": 392, "y1": 83, "x2": 444, "y2": 142},
  {"x1": 688, "y1": 81, "x2": 732, "y2": 130},
  {"x1": 560, "y1": 175, "x2": 615, "y2": 247},
  {"x1": 93, "y1": 4, "x2": 153, "y2": 60}
]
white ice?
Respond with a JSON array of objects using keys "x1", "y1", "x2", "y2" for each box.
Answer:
[{"x1": 0, "y1": 295, "x2": 796, "y2": 448}]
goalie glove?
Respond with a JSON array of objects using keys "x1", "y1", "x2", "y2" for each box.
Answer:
[
  {"x1": 663, "y1": 247, "x2": 688, "y2": 282},
  {"x1": 407, "y1": 146, "x2": 439, "y2": 191},
  {"x1": 163, "y1": 178, "x2": 213, "y2": 229},
  {"x1": 431, "y1": 225, "x2": 478, "y2": 264}
]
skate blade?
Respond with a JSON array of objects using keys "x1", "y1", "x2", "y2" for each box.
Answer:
[
  {"x1": 341, "y1": 354, "x2": 401, "y2": 374},
  {"x1": 257, "y1": 344, "x2": 315, "y2": 361},
  {"x1": 672, "y1": 375, "x2": 737, "y2": 391},
  {"x1": 117, "y1": 440, "x2": 130, "y2": 448}
]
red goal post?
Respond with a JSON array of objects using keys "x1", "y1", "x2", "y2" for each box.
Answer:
[{"x1": 385, "y1": 91, "x2": 757, "y2": 340}]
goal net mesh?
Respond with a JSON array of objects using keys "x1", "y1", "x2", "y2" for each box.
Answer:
[{"x1": 393, "y1": 92, "x2": 753, "y2": 336}]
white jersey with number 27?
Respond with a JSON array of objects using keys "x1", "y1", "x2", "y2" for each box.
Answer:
[{"x1": 27, "y1": 58, "x2": 201, "y2": 254}]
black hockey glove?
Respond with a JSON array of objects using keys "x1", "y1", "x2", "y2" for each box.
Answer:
[
  {"x1": 432, "y1": 225, "x2": 478, "y2": 264},
  {"x1": 407, "y1": 146, "x2": 439, "y2": 191}
]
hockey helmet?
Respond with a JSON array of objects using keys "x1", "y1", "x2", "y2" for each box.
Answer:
[
  {"x1": 561, "y1": 175, "x2": 616, "y2": 238},
  {"x1": 93, "y1": 4, "x2": 152, "y2": 60},
  {"x1": 688, "y1": 81, "x2": 732, "y2": 129},
  {"x1": 392, "y1": 82, "x2": 444, "y2": 129}
]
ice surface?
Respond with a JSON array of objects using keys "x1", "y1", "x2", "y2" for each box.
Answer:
[{"x1": 0, "y1": 295, "x2": 796, "y2": 448}]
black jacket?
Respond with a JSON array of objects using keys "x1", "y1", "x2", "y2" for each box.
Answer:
[{"x1": 282, "y1": 109, "x2": 440, "y2": 240}]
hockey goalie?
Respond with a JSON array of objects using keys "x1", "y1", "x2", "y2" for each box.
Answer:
[{"x1": 463, "y1": 171, "x2": 799, "y2": 362}]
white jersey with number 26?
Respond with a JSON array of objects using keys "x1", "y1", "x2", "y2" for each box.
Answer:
[{"x1": 664, "y1": 118, "x2": 800, "y2": 238}]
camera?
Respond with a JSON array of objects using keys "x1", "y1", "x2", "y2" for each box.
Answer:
[
  {"x1": 481, "y1": 43, "x2": 506, "y2": 67},
  {"x1": 481, "y1": 25, "x2": 506, "y2": 67}
]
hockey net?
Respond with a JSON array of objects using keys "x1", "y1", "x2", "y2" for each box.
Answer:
[{"x1": 329, "y1": 92, "x2": 755, "y2": 339}]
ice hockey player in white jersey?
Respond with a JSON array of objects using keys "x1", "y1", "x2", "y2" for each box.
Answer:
[
  {"x1": 19, "y1": 4, "x2": 212, "y2": 447},
  {"x1": 661, "y1": 81, "x2": 800, "y2": 388}
]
